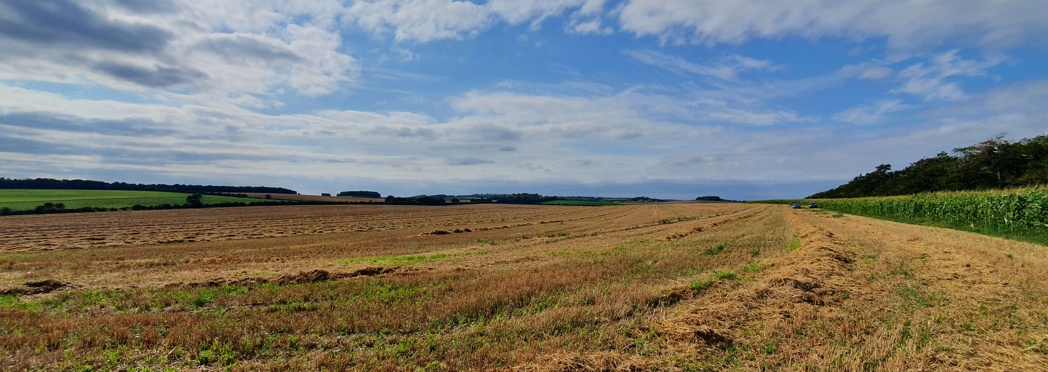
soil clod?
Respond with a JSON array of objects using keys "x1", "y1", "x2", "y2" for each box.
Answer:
[{"x1": 1, "y1": 279, "x2": 73, "y2": 295}]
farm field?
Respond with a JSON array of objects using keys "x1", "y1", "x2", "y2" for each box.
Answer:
[
  {"x1": 1, "y1": 203, "x2": 1046, "y2": 370},
  {"x1": 541, "y1": 200, "x2": 621, "y2": 206},
  {"x1": 0, "y1": 190, "x2": 259, "y2": 212},
  {"x1": 761, "y1": 187, "x2": 1048, "y2": 245},
  {"x1": 238, "y1": 192, "x2": 383, "y2": 203}
]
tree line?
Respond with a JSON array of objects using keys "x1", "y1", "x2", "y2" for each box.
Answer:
[
  {"x1": 0, "y1": 178, "x2": 298, "y2": 195},
  {"x1": 0, "y1": 196, "x2": 371, "y2": 217},
  {"x1": 338, "y1": 191, "x2": 381, "y2": 198},
  {"x1": 382, "y1": 193, "x2": 559, "y2": 205},
  {"x1": 809, "y1": 134, "x2": 1048, "y2": 198}
]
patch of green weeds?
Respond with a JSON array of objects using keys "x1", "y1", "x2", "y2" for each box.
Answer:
[
  {"x1": 763, "y1": 342, "x2": 778, "y2": 354},
  {"x1": 219, "y1": 284, "x2": 249, "y2": 296},
  {"x1": 712, "y1": 271, "x2": 737, "y2": 280},
  {"x1": 474, "y1": 238, "x2": 497, "y2": 245},
  {"x1": 743, "y1": 263, "x2": 771, "y2": 273},
  {"x1": 631, "y1": 262, "x2": 653, "y2": 276},
  {"x1": 705, "y1": 243, "x2": 727, "y2": 255},
  {"x1": 689, "y1": 279, "x2": 713, "y2": 291},
  {"x1": 1026, "y1": 339, "x2": 1048, "y2": 354},
  {"x1": 189, "y1": 289, "x2": 215, "y2": 309},
  {"x1": 196, "y1": 349, "x2": 214, "y2": 365},
  {"x1": 895, "y1": 285, "x2": 945, "y2": 308},
  {"x1": 888, "y1": 262, "x2": 915, "y2": 280},
  {"x1": 787, "y1": 237, "x2": 801, "y2": 251},
  {"x1": 339, "y1": 253, "x2": 460, "y2": 266},
  {"x1": 358, "y1": 281, "x2": 425, "y2": 303},
  {"x1": 0, "y1": 294, "x2": 41, "y2": 311}
]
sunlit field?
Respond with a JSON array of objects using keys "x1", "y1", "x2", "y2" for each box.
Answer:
[
  {"x1": 1, "y1": 203, "x2": 1045, "y2": 370},
  {"x1": 0, "y1": 190, "x2": 258, "y2": 212}
]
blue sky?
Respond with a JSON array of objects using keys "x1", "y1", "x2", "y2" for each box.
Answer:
[{"x1": 1, "y1": 0, "x2": 1046, "y2": 200}]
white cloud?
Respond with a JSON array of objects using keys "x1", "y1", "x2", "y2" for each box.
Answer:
[
  {"x1": 834, "y1": 100, "x2": 911, "y2": 125},
  {"x1": 891, "y1": 50, "x2": 1004, "y2": 101},
  {"x1": 0, "y1": 1, "x2": 359, "y2": 105},
  {"x1": 624, "y1": 50, "x2": 775, "y2": 82},
  {"x1": 578, "y1": 0, "x2": 608, "y2": 15},
  {"x1": 568, "y1": 17, "x2": 613, "y2": 35},
  {"x1": 858, "y1": 65, "x2": 892, "y2": 80},
  {"x1": 343, "y1": 0, "x2": 492, "y2": 42},
  {"x1": 488, "y1": 0, "x2": 590, "y2": 26},
  {"x1": 3, "y1": 73, "x2": 1045, "y2": 197},
  {"x1": 616, "y1": 0, "x2": 1048, "y2": 50},
  {"x1": 707, "y1": 108, "x2": 805, "y2": 126},
  {"x1": 341, "y1": 0, "x2": 613, "y2": 41},
  {"x1": 283, "y1": 25, "x2": 358, "y2": 96}
]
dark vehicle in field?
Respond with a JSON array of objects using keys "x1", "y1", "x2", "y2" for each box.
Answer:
[
  {"x1": 808, "y1": 202, "x2": 818, "y2": 208},
  {"x1": 791, "y1": 203, "x2": 801, "y2": 209}
]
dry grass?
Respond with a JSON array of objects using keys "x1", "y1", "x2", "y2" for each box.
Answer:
[
  {"x1": 653, "y1": 208, "x2": 1048, "y2": 370},
  {"x1": 0, "y1": 203, "x2": 1045, "y2": 370}
]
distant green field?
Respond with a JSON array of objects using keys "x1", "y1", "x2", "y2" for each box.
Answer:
[
  {"x1": 541, "y1": 200, "x2": 620, "y2": 206},
  {"x1": 0, "y1": 190, "x2": 259, "y2": 212}
]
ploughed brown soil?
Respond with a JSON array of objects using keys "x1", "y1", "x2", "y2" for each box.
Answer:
[{"x1": 0, "y1": 203, "x2": 1045, "y2": 370}]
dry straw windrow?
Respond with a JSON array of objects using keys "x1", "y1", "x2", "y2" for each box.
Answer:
[{"x1": 1, "y1": 202, "x2": 1046, "y2": 370}]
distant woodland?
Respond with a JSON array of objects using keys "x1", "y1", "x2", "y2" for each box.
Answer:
[
  {"x1": 338, "y1": 191, "x2": 382, "y2": 198},
  {"x1": 809, "y1": 134, "x2": 1048, "y2": 198},
  {"x1": 0, "y1": 178, "x2": 298, "y2": 195}
]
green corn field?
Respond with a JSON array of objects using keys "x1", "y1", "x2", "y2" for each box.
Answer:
[{"x1": 810, "y1": 187, "x2": 1048, "y2": 245}]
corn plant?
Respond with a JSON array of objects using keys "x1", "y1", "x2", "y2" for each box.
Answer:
[{"x1": 811, "y1": 187, "x2": 1048, "y2": 245}]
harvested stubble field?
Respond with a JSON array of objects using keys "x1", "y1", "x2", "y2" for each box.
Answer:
[{"x1": 1, "y1": 203, "x2": 1046, "y2": 370}]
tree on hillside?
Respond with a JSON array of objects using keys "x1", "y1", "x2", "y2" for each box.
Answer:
[
  {"x1": 186, "y1": 194, "x2": 204, "y2": 207},
  {"x1": 338, "y1": 191, "x2": 382, "y2": 198},
  {"x1": 891, "y1": 152, "x2": 962, "y2": 193},
  {"x1": 1017, "y1": 135, "x2": 1048, "y2": 184}
]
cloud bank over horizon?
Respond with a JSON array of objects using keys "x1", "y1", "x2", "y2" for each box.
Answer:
[{"x1": 1, "y1": 0, "x2": 1046, "y2": 200}]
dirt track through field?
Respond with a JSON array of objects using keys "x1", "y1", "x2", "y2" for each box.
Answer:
[{"x1": 1, "y1": 203, "x2": 1045, "y2": 370}]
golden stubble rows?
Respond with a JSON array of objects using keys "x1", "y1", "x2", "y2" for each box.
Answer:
[
  {"x1": 655, "y1": 207, "x2": 1048, "y2": 370},
  {"x1": 1, "y1": 203, "x2": 1045, "y2": 370},
  {"x1": 0, "y1": 204, "x2": 645, "y2": 288}
]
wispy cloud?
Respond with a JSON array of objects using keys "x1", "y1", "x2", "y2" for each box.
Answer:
[
  {"x1": 615, "y1": 0, "x2": 1048, "y2": 50},
  {"x1": 891, "y1": 50, "x2": 1004, "y2": 101},
  {"x1": 0, "y1": 0, "x2": 358, "y2": 103},
  {"x1": 624, "y1": 50, "x2": 775, "y2": 82},
  {"x1": 834, "y1": 100, "x2": 912, "y2": 125},
  {"x1": 343, "y1": 0, "x2": 492, "y2": 42}
]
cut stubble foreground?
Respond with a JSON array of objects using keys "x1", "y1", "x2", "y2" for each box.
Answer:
[{"x1": 1, "y1": 203, "x2": 1045, "y2": 370}]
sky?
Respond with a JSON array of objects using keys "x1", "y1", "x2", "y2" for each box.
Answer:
[{"x1": 1, "y1": 0, "x2": 1046, "y2": 200}]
